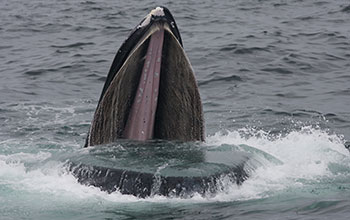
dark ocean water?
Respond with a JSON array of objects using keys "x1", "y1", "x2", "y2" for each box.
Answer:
[{"x1": 1, "y1": 0, "x2": 350, "y2": 219}]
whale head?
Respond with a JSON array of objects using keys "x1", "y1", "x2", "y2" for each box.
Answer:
[{"x1": 86, "y1": 7, "x2": 204, "y2": 147}]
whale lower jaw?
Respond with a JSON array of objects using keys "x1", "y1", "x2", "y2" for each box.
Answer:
[{"x1": 68, "y1": 162, "x2": 248, "y2": 198}]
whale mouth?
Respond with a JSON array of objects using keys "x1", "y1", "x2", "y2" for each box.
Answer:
[{"x1": 86, "y1": 7, "x2": 204, "y2": 147}]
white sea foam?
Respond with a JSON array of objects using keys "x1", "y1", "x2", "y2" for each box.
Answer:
[
  {"x1": 0, "y1": 127, "x2": 348, "y2": 204},
  {"x1": 205, "y1": 126, "x2": 349, "y2": 201}
]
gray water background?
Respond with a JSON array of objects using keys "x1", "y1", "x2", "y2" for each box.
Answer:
[{"x1": 1, "y1": 0, "x2": 350, "y2": 219}]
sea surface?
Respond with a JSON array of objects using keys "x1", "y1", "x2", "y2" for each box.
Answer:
[{"x1": 1, "y1": 0, "x2": 350, "y2": 219}]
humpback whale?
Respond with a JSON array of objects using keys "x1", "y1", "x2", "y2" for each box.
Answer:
[
  {"x1": 85, "y1": 6, "x2": 204, "y2": 147},
  {"x1": 69, "y1": 7, "x2": 251, "y2": 198}
]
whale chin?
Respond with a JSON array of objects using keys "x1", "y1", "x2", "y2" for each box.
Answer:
[{"x1": 86, "y1": 7, "x2": 204, "y2": 147}]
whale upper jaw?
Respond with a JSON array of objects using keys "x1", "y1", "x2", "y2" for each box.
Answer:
[
  {"x1": 98, "y1": 6, "x2": 183, "y2": 103},
  {"x1": 86, "y1": 7, "x2": 204, "y2": 147}
]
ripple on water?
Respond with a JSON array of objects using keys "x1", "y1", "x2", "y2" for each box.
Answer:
[
  {"x1": 51, "y1": 42, "x2": 95, "y2": 48},
  {"x1": 198, "y1": 74, "x2": 243, "y2": 87},
  {"x1": 219, "y1": 44, "x2": 271, "y2": 55},
  {"x1": 260, "y1": 67, "x2": 293, "y2": 75},
  {"x1": 341, "y1": 5, "x2": 350, "y2": 13}
]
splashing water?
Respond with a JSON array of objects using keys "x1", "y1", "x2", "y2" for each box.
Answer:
[
  {"x1": 206, "y1": 127, "x2": 349, "y2": 201},
  {"x1": 1, "y1": 127, "x2": 348, "y2": 204}
]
